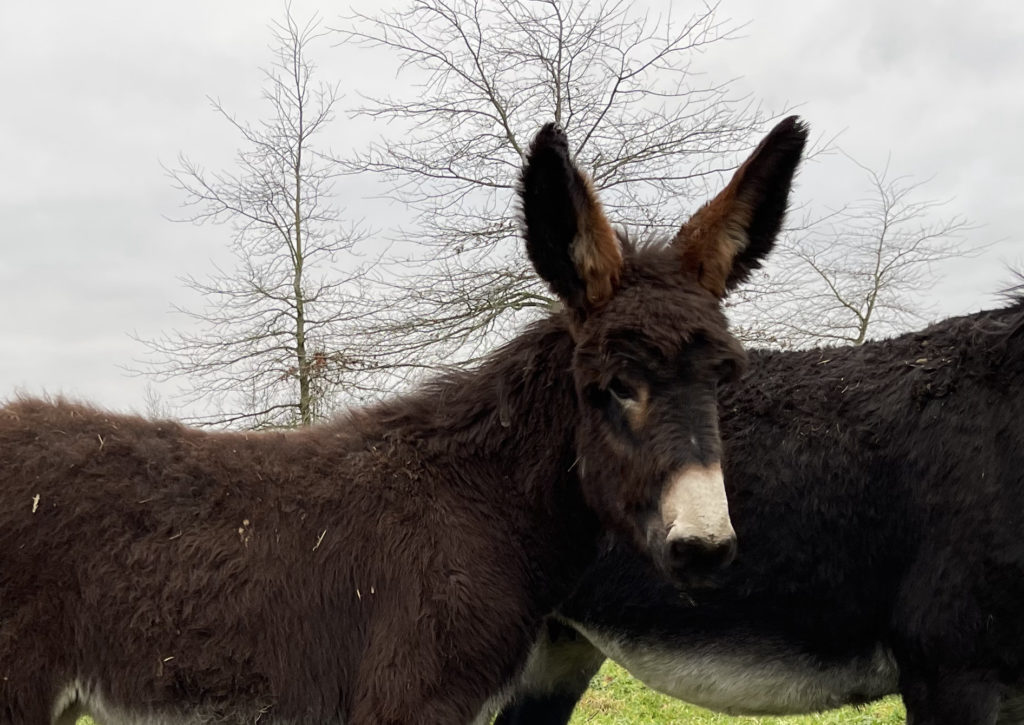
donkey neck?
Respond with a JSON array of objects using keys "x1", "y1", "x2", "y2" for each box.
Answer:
[
  {"x1": 360, "y1": 314, "x2": 587, "y2": 505},
  {"x1": 353, "y1": 314, "x2": 600, "y2": 591}
]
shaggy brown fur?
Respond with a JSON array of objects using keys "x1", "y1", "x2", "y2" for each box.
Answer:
[{"x1": 0, "y1": 118, "x2": 806, "y2": 725}]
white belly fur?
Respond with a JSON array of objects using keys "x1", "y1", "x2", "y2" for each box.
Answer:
[{"x1": 573, "y1": 623, "x2": 899, "y2": 716}]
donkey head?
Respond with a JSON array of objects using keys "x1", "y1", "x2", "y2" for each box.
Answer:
[{"x1": 521, "y1": 117, "x2": 807, "y2": 580}]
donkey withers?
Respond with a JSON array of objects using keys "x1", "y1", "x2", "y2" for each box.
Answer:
[
  {"x1": 495, "y1": 297, "x2": 1024, "y2": 725},
  {"x1": 0, "y1": 118, "x2": 807, "y2": 725}
]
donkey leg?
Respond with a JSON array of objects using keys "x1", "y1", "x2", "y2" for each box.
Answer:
[
  {"x1": 0, "y1": 674, "x2": 60, "y2": 725},
  {"x1": 494, "y1": 618, "x2": 606, "y2": 725},
  {"x1": 900, "y1": 666, "x2": 1001, "y2": 725},
  {"x1": 1, "y1": 633, "x2": 68, "y2": 725}
]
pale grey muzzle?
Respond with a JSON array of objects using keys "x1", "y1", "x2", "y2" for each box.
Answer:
[{"x1": 660, "y1": 462, "x2": 736, "y2": 547}]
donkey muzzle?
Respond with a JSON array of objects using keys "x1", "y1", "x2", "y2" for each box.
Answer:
[{"x1": 660, "y1": 463, "x2": 737, "y2": 578}]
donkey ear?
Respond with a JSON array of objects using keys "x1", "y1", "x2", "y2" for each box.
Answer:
[
  {"x1": 675, "y1": 116, "x2": 808, "y2": 297},
  {"x1": 520, "y1": 123, "x2": 622, "y2": 313}
]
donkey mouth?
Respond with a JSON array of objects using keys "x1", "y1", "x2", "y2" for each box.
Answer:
[
  {"x1": 665, "y1": 527, "x2": 738, "y2": 579},
  {"x1": 644, "y1": 518, "x2": 738, "y2": 587}
]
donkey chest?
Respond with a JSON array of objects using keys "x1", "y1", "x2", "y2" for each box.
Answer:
[{"x1": 574, "y1": 623, "x2": 899, "y2": 716}]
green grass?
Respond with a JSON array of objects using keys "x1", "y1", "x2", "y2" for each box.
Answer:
[
  {"x1": 572, "y1": 662, "x2": 905, "y2": 724},
  {"x1": 78, "y1": 662, "x2": 906, "y2": 724}
]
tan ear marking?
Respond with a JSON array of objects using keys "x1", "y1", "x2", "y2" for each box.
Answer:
[
  {"x1": 673, "y1": 116, "x2": 808, "y2": 297},
  {"x1": 573, "y1": 175, "x2": 622, "y2": 307},
  {"x1": 676, "y1": 179, "x2": 755, "y2": 298}
]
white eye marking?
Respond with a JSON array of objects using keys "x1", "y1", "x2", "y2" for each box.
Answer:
[
  {"x1": 611, "y1": 382, "x2": 648, "y2": 428},
  {"x1": 615, "y1": 393, "x2": 642, "y2": 413},
  {"x1": 607, "y1": 377, "x2": 636, "y2": 403}
]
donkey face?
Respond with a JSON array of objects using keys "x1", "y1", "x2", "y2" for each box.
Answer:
[{"x1": 521, "y1": 118, "x2": 807, "y2": 580}]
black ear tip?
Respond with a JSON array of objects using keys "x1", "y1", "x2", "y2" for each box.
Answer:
[
  {"x1": 533, "y1": 122, "x2": 568, "y2": 150},
  {"x1": 770, "y1": 115, "x2": 810, "y2": 147}
]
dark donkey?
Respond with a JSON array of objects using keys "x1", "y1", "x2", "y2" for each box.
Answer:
[
  {"x1": 0, "y1": 117, "x2": 807, "y2": 725},
  {"x1": 494, "y1": 296, "x2": 1024, "y2": 725}
]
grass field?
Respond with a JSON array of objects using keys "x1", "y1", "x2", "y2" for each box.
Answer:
[
  {"x1": 78, "y1": 661, "x2": 906, "y2": 724},
  {"x1": 571, "y1": 662, "x2": 905, "y2": 723}
]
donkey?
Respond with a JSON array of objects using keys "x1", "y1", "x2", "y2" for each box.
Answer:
[
  {"x1": 0, "y1": 117, "x2": 807, "y2": 725},
  {"x1": 493, "y1": 296, "x2": 1024, "y2": 725}
]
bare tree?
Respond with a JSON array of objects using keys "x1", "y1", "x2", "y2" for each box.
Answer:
[
  {"x1": 336, "y1": 0, "x2": 777, "y2": 379},
  {"x1": 729, "y1": 153, "x2": 976, "y2": 348},
  {"x1": 137, "y1": 7, "x2": 368, "y2": 428}
]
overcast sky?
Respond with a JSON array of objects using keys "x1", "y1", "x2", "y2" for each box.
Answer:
[{"x1": 1, "y1": 0, "x2": 1021, "y2": 415}]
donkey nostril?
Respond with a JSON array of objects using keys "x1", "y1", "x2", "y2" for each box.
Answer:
[{"x1": 668, "y1": 535, "x2": 737, "y2": 575}]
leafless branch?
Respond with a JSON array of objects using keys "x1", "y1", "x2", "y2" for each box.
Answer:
[
  {"x1": 132, "y1": 6, "x2": 372, "y2": 428},
  {"x1": 333, "y1": 0, "x2": 784, "y2": 385},
  {"x1": 729, "y1": 152, "x2": 982, "y2": 348}
]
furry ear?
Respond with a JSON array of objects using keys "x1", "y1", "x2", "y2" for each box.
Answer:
[
  {"x1": 675, "y1": 116, "x2": 808, "y2": 297},
  {"x1": 520, "y1": 123, "x2": 622, "y2": 313}
]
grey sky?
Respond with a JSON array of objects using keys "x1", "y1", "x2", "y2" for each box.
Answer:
[{"x1": 1, "y1": 0, "x2": 1021, "y2": 414}]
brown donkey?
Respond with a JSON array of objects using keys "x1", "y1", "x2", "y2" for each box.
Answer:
[{"x1": 0, "y1": 118, "x2": 807, "y2": 724}]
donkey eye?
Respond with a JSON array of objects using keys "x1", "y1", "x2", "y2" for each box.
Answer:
[{"x1": 607, "y1": 376, "x2": 636, "y2": 403}]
